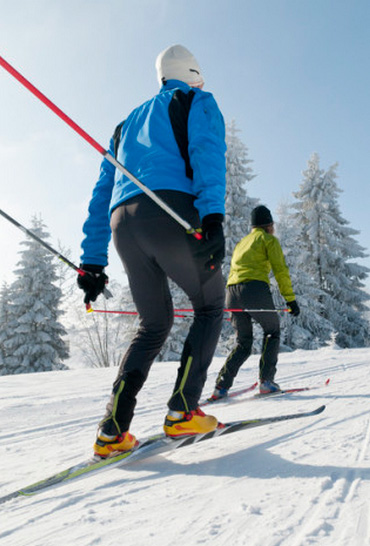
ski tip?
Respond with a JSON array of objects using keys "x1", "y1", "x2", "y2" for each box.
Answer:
[
  {"x1": 325, "y1": 378, "x2": 330, "y2": 386},
  {"x1": 315, "y1": 405, "x2": 326, "y2": 414}
]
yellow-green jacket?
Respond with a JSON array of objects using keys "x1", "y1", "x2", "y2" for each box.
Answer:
[{"x1": 227, "y1": 228, "x2": 296, "y2": 302}]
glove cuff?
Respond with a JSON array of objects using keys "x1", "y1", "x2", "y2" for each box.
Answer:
[
  {"x1": 80, "y1": 263, "x2": 105, "y2": 274},
  {"x1": 202, "y1": 213, "x2": 224, "y2": 227}
]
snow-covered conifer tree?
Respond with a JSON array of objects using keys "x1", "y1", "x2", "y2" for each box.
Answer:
[
  {"x1": 0, "y1": 282, "x2": 13, "y2": 374},
  {"x1": 275, "y1": 201, "x2": 333, "y2": 349},
  {"x1": 218, "y1": 120, "x2": 259, "y2": 355},
  {"x1": 222, "y1": 120, "x2": 259, "y2": 277},
  {"x1": 3, "y1": 216, "x2": 69, "y2": 374},
  {"x1": 292, "y1": 154, "x2": 369, "y2": 347}
]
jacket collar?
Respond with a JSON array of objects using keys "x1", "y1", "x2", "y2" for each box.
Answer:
[{"x1": 159, "y1": 79, "x2": 191, "y2": 93}]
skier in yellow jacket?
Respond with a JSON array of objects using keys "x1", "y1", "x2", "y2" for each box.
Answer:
[{"x1": 212, "y1": 205, "x2": 300, "y2": 397}]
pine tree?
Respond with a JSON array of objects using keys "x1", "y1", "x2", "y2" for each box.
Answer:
[
  {"x1": 0, "y1": 282, "x2": 13, "y2": 373},
  {"x1": 219, "y1": 120, "x2": 259, "y2": 355},
  {"x1": 292, "y1": 153, "x2": 370, "y2": 347},
  {"x1": 275, "y1": 201, "x2": 333, "y2": 349},
  {"x1": 222, "y1": 120, "x2": 259, "y2": 277},
  {"x1": 3, "y1": 216, "x2": 69, "y2": 374}
]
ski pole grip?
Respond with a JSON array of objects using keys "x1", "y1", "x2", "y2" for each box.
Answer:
[{"x1": 77, "y1": 268, "x2": 112, "y2": 300}]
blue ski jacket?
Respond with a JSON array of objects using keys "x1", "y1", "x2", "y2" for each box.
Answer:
[{"x1": 81, "y1": 80, "x2": 226, "y2": 266}]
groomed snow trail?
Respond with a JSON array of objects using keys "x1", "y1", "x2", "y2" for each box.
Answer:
[{"x1": 0, "y1": 347, "x2": 369, "y2": 546}]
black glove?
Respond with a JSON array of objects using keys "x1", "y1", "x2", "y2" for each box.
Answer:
[
  {"x1": 77, "y1": 264, "x2": 109, "y2": 305},
  {"x1": 196, "y1": 213, "x2": 225, "y2": 271},
  {"x1": 287, "y1": 300, "x2": 300, "y2": 317}
]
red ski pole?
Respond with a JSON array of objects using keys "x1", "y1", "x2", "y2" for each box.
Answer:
[
  {"x1": 86, "y1": 306, "x2": 290, "y2": 315},
  {"x1": 0, "y1": 55, "x2": 202, "y2": 240}
]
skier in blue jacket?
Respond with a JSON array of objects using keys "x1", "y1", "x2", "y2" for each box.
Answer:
[{"x1": 78, "y1": 45, "x2": 227, "y2": 457}]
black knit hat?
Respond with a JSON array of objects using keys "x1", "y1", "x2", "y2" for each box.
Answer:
[{"x1": 251, "y1": 205, "x2": 273, "y2": 227}]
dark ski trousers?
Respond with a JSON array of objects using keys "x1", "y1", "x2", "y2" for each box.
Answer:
[
  {"x1": 216, "y1": 281, "x2": 280, "y2": 390},
  {"x1": 101, "y1": 191, "x2": 225, "y2": 434}
]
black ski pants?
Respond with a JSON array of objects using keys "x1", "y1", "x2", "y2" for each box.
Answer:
[
  {"x1": 216, "y1": 281, "x2": 280, "y2": 390},
  {"x1": 101, "y1": 191, "x2": 225, "y2": 434}
]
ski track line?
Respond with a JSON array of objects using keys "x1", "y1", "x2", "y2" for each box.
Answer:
[
  {"x1": 335, "y1": 414, "x2": 370, "y2": 545},
  {"x1": 0, "y1": 371, "x2": 332, "y2": 447},
  {"x1": 1, "y1": 360, "x2": 338, "y2": 447},
  {"x1": 0, "y1": 414, "x2": 100, "y2": 444},
  {"x1": 225, "y1": 358, "x2": 364, "y2": 398},
  {"x1": 1, "y1": 357, "x2": 360, "y2": 445},
  {"x1": 0, "y1": 399, "x2": 162, "y2": 446},
  {"x1": 276, "y1": 359, "x2": 365, "y2": 384},
  {"x1": 283, "y1": 414, "x2": 370, "y2": 546}
]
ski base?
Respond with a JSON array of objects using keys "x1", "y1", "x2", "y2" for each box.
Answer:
[{"x1": 0, "y1": 405, "x2": 326, "y2": 505}]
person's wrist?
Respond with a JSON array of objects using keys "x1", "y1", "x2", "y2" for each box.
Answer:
[
  {"x1": 80, "y1": 263, "x2": 104, "y2": 274},
  {"x1": 202, "y1": 213, "x2": 224, "y2": 228}
]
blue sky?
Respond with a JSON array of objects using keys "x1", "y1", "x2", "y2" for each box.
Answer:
[{"x1": 0, "y1": 0, "x2": 369, "y2": 291}]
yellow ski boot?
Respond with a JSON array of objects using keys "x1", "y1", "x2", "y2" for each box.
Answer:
[
  {"x1": 93, "y1": 430, "x2": 137, "y2": 458},
  {"x1": 163, "y1": 407, "x2": 218, "y2": 438}
]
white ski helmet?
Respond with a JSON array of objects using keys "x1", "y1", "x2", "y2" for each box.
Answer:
[{"x1": 155, "y1": 45, "x2": 204, "y2": 88}]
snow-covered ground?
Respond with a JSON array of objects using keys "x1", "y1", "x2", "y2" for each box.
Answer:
[{"x1": 1, "y1": 347, "x2": 369, "y2": 546}]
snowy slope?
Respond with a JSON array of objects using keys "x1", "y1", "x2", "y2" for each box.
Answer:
[{"x1": 0, "y1": 347, "x2": 369, "y2": 546}]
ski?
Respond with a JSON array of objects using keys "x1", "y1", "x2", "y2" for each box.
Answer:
[
  {"x1": 200, "y1": 381, "x2": 258, "y2": 406},
  {"x1": 203, "y1": 378, "x2": 330, "y2": 405},
  {"x1": 0, "y1": 405, "x2": 325, "y2": 505},
  {"x1": 254, "y1": 378, "x2": 331, "y2": 399}
]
